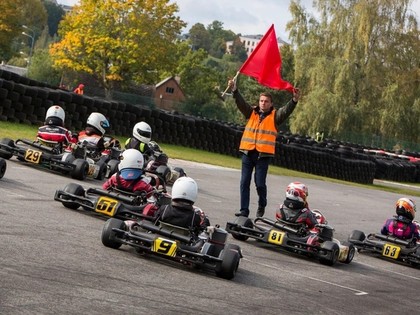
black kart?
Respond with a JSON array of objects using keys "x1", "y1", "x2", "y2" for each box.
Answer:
[
  {"x1": 0, "y1": 138, "x2": 89, "y2": 180},
  {"x1": 0, "y1": 157, "x2": 6, "y2": 179},
  {"x1": 226, "y1": 216, "x2": 355, "y2": 266},
  {"x1": 102, "y1": 218, "x2": 242, "y2": 280},
  {"x1": 348, "y1": 230, "x2": 420, "y2": 267},
  {"x1": 54, "y1": 182, "x2": 170, "y2": 221}
]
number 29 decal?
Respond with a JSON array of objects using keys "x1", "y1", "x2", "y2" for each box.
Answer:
[{"x1": 24, "y1": 149, "x2": 42, "y2": 164}]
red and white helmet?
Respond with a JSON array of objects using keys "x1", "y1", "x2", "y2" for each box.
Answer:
[{"x1": 285, "y1": 182, "x2": 308, "y2": 204}]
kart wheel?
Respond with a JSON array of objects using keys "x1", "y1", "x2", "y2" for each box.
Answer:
[
  {"x1": 216, "y1": 247, "x2": 240, "y2": 280},
  {"x1": 102, "y1": 218, "x2": 124, "y2": 249},
  {"x1": 106, "y1": 159, "x2": 119, "y2": 178},
  {"x1": 61, "y1": 183, "x2": 85, "y2": 209},
  {"x1": 341, "y1": 241, "x2": 356, "y2": 264},
  {"x1": 348, "y1": 230, "x2": 365, "y2": 242},
  {"x1": 71, "y1": 159, "x2": 89, "y2": 180},
  {"x1": 230, "y1": 216, "x2": 253, "y2": 241},
  {"x1": 95, "y1": 161, "x2": 107, "y2": 180},
  {"x1": 173, "y1": 167, "x2": 186, "y2": 177},
  {"x1": 319, "y1": 241, "x2": 340, "y2": 266},
  {"x1": 0, "y1": 158, "x2": 6, "y2": 178},
  {"x1": 0, "y1": 138, "x2": 14, "y2": 159}
]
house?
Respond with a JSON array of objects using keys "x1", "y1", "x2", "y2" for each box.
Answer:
[{"x1": 154, "y1": 76, "x2": 185, "y2": 110}]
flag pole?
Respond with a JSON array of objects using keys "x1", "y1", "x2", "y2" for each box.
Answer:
[{"x1": 221, "y1": 71, "x2": 240, "y2": 98}]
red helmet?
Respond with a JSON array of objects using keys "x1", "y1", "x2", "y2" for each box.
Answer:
[
  {"x1": 285, "y1": 182, "x2": 308, "y2": 204},
  {"x1": 396, "y1": 197, "x2": 416, "y2": 220}
]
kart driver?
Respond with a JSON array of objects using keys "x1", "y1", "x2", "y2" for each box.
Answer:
[
  {"x1": 125, "y1": 121, "x2": 154, "y2": 161},
  {"x1": 102, "y1": 149, "x2": 154, "y2": 198},
  {"x1": 158, "y1": 176, "x2": 210, "y2": 236},
  {"x1": 77, "y1": 112, "x2": 110, "y2": 153},
  {"x1": 37, "y1": 105, "x2": 76, "y2": 152},
  {"x1": 381, "y1": 197, "x2": 419, "y2": 242},
  {"x1": 275, "y1": 181, "x2": 318, "y2": 231}
]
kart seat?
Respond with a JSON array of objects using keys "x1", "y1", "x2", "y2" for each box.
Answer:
[
  {"x1": 159, "y1": 221, "x2": 191, "y2": 237},
  {"x1": 37, "y1": 137, "x2": 59, "y2": 148}
]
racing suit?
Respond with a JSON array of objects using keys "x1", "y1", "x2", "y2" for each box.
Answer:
[
  {"x1": 37, "y1": 125, "x2": 75, "y2": 153},
  {"x1": 381, "y1": 216, "x2": 420, "y2": 241},
  {"x1": 125, "y1": 137, "x2": 154, "y2": 162},
  {"x1": 102, "y1": 172, "x2": 154, "y2": 197},
  {"x1": 275, "y1": 199, "x2": 318, "y2": 230},
  {"x1": 159, "y1": 200, "x2": 210, "y2": 235}
]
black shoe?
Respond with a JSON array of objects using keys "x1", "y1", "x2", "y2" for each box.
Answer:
[
  {"x1": 256, "y1": 207, "x2": 265, "y2": 217},
  {"x1": 235, "y1": 211, "x2": 249, "y2": 217}
]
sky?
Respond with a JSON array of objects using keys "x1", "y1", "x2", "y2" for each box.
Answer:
[{"x1": 57, "y1": 0, "x2": 420, "y2": 41}]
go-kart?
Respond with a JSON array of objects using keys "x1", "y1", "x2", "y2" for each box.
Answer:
[
  {"x1": 101, "y1": 218, "x2": 242, "y2": 280},
  {"x1": 54, "y1": 181, "x2": 170, "y2": 221},
  {"x1": 348, "y1": 230, "x2": 420, "y2": 267},
  {"x1": 144, "y1": 141, "x2": 186, "y2": 185},
  {"x1": 226, "y1": 213, "x2": 355, "y2": 266},
  {"x1": 64, "y1": 137, "x2": 122, "y2": 180},
  {"x1": 0, "y1": 138, "x2": 89, "y2": 180},
  {"x1": 0, "y1": 157, "x2": 6, "y2": 179}
]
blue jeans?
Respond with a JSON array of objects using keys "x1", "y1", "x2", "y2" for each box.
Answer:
[{"x1": 239, "y1": 151, "x2": 270, "y2": 216}]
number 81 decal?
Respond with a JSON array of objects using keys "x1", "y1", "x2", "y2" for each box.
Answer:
[
  {"x1": 152, "y1": 238, "x2": 177, "y2": 257},
  {"x1": 268, "y1": 230, "x2": 285, "y2": 245}
]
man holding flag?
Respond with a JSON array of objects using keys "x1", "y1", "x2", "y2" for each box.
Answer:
[{"x1": 227, "y1": 24, "x2": 300, "y2": 218}]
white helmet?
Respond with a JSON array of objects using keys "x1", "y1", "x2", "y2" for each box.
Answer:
[
  {"x1": 45, "y1": 105, "x2": 65, "y2": 126},
  {"x1": 87, "y1": 112, "x2": 110, "y2": 135},
  {"x1": 171, "y1": 176, "x2": 198, "y2": 204},
  {"x1": 118, "y1": 149, "x2": 144, "y2": 171},
  {"x1": 133, "y1": 121, "x2": 152, "y2": 143}
]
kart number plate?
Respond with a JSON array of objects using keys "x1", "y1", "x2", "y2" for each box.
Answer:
[
  {"x1": 24, "y1": 149, "x2": 42, "y2": 164},
  {"x1": 95, "y1": 196, "x2": 118, "y2": 217},
  {"x1": 382, "y1": 243, "x2": 400, "y2": 259},
  {"x1": 268, "y1": 230, "x2": 285, "y2": 245},
  {"x1": 152, "y1": 238, "x2": 177, "y2": 257},
  {"x1": 88, "y1": 165, "x2": 96, "y2": 176}
]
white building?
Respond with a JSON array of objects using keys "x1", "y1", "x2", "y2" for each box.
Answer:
[{"x1": 226, "y1": 34, "x2": 288, "y2": 56}]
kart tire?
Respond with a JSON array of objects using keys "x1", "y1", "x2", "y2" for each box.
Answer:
[
  {"x1": 0, "y1": 138, "x2": 14, "y2": 159},
  {"x1": 173, "y1": 167, "x2": 186, "y2": 177},
  {"x1": 61, "y1": 183, "x2": 85, "y2": 209},
  {"x1": 230, "y1": 216, "x2": 253, "y2": 241},
  {"x1": 0, "y1": 158, "x2": 6, "y2": 178},
  {"x1": 106, "y1": 159, "x2": 119, "y2": 178},
  {"x1": 95, "y1": 161, "x2": 107, "y2": 180},
  {"x1": 341, "y1": 241, "x2": 356, "y2": 264},
  {"x1": 215, "y1": 247, "x2": 240, "y2": 280},
  {"x1": 102, "y1": 218, "x2": 124, "y2": 249},
  {"x1": 348, "y1": 230, "x2": 365, "y2": 242},
  {"x1": 319, "y1": 241, "x2": 340, "y2": 266},
  {"x1": 71, "y1": 159, "x2": 89, "y2": 180}
]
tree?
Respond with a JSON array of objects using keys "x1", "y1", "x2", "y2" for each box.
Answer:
[
  {"x1": 287, "y1": 0, "x2": 419, "y2": 147},
  {"x1": 0, "y1": 0, "x2": 46, "y2": 61},
  {"x1": 50, "y1": 0, "x2": 186, "y2": 99},
  {"x1": 189, "y1": 23, "x2": 211, "y2": 52},
  {"x1": 28, "y1": 49, "x2": 61, "y2": 85},
  {"x1": 41, "y1": 0, "x2": 65, "y2": 37}
]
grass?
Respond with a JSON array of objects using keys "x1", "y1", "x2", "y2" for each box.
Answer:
[{"x1": 1, "y1": 121, "x2": 419, "y2": 197}]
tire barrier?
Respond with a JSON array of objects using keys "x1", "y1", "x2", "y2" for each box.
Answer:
[{"x1": 1, "y1": 69, "x2": 419, "y2": 184}]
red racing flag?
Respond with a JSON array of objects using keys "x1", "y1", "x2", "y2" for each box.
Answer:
[{"x1": 239, "y1": 24, "x2": 294, "y2": 92}]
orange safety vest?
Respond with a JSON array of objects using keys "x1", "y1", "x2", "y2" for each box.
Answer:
[{"x1": 239, "y1": 110, "x2": 278, "y2": 154}]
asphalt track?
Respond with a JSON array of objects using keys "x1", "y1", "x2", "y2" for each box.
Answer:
[{"x1": 1, "y1": 158, "x2": 419, "y2": 315}]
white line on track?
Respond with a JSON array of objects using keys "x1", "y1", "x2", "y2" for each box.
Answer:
[
  {"x1": 243, "y1": 258, "x2": 369, "y2": 296},
  {"x1": 0, "y1": 188, "x2": 26, "y2": 198},
  {"x1": 356, "y1": 261, "x2": 420, "y2": 281}
]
